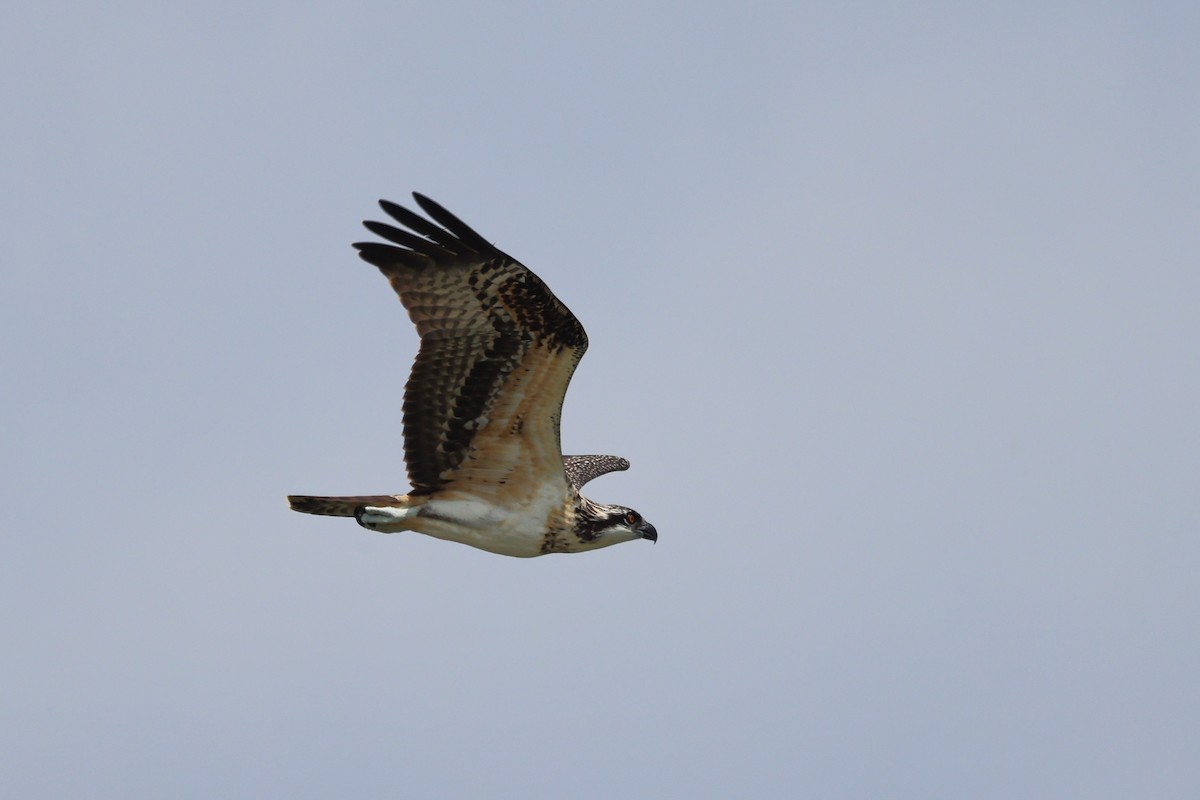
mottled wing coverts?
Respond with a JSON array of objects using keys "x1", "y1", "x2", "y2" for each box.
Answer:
[
  {"x1": 353, "y1": 194, "x2": 588, "y2": 494},
  {"x1": 562, "y1": 454, "x2": 631, "y2": 490}
]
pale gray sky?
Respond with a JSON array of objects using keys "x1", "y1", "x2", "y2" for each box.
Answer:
[{"x1": 3, "y1": 2, "x2": 1198, "y2": 797}]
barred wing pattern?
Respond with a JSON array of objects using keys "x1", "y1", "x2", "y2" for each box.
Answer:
[{"x1": 353, "y1": 194, "x2": 589, "y2": 496}]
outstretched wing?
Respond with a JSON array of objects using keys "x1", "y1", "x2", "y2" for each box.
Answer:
[
  {"x1": 562, "y1": 455, "x2": 630, "y2": 490},
  {"x1": 354, "y1": 193, "x2": 588, "y2": 496}
]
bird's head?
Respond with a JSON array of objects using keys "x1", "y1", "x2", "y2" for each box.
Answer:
[{"x1": 577, "y1": 502, "x2": 657, "y2": 549}]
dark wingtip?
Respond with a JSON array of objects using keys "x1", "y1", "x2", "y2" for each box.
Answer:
[
  {"x1": 411, "y1": 191, "x2": 435, "y2": 210},
  {"x1": 408, "y1": 193, "x2": 495, "y2": 253},
  {"x1": 378, "y1": 198, "x2": 405, "y2": 219},
  {"x1": 352, "y1": 241, "x2": 404, "y2": 267}
]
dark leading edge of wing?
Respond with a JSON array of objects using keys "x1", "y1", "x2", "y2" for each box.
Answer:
[{"x1": 351, "y1": 194, "x2": 590, "y2": 494}]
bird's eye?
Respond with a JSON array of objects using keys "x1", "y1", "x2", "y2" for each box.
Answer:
[{"x1": 625, "y1": 511, "x2": 639, "y2": 526}]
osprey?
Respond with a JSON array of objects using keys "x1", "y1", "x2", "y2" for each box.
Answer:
[{"x1": 287, "y1": 193, "x2": 657, "y2": 557}]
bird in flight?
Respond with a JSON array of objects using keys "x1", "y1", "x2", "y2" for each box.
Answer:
[{"x1": 288, "y1": 193, "x2": 657, "y2": 557}]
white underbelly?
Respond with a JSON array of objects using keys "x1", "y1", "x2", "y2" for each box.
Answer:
[{"x1": 379, "y1": 487, "x2": 567, "y2": 558}]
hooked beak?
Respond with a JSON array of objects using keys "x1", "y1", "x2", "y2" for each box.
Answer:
[{"x1": 638, "y1": 521, "x2": 658, "y2": 543}]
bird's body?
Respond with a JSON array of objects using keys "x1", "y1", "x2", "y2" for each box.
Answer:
[{"x1": 287, "y1": 194, "x2": 655, "y2": 557}]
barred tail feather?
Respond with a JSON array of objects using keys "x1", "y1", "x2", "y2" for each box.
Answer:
[{"x1": 287, "y1": 494, "x2": 405, "y2": 517}]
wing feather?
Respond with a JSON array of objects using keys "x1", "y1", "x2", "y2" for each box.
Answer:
[
  {"x1": 412, "y1": 192, "x2": 496, "y2": 253},
  {"x1": 377, "y1": 200, "x2": 474, "y2": 255},
  {"x1": 362, "y1": 220, "x2": 455, "y2": 257},
  {"x1": 562, "y1": 455, "x2": 630, "y2": 490},
  {"x1": 353, "y1": 194, "x2": 588, "y2": 494}
]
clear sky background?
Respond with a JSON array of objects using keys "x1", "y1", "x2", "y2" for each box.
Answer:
[{"x1": 3, "y1": 2, "x2": 1198, "y2": 797}]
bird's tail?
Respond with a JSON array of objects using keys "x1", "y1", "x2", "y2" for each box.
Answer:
[{"x1": 287, "y1": 494, "x2": 406, "y2": 517}]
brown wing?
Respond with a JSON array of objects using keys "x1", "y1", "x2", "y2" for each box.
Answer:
[
  {"x1": 562, "y1": 455, "x2": 630, "y2": 490},
  {"x1": 353, "y1": 194, "x2": 588, "y2": 495}
]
